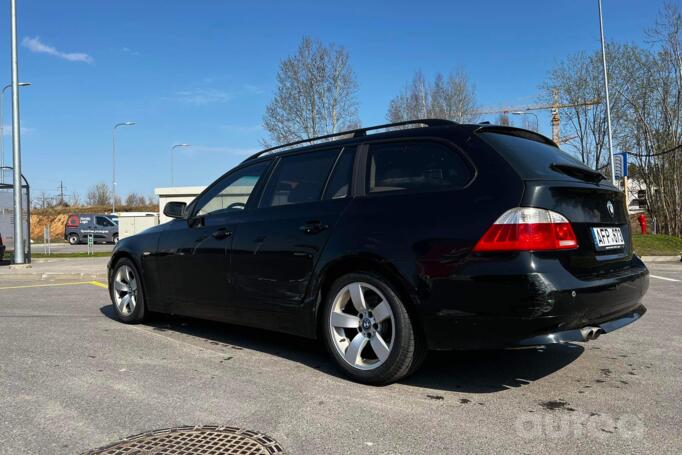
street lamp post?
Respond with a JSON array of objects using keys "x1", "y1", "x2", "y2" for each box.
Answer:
[
  {"x1": 9, "y1": 0, "x2": 27, "y2": 263},
  {"x1": 112, "y1": 122, "x2": 136, "y2": 214},
  {"x1": 598, "y1": 0, "x2": 616, "y2": 185},
  {"x1": 0, "y1": 82, "x2": 30, "y2": 184},
  {"x1": 171, "y1": 144, "x2": 191, "y2": 186},
  {"x1": 511, "y1": 111, "x2": 539, "y2": 132}
]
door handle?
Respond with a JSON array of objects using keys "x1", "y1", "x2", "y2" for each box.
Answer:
[
  {"x1": 211, "y1": 228, "x2": 232, "y2": 240},
  {"x1": 299, "y1": 221, "x2": 328, "y2": 234}
]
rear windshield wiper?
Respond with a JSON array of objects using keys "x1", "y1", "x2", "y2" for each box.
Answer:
[{"x1": 550, "y1": 163, "x2": 606, "y2": 183}]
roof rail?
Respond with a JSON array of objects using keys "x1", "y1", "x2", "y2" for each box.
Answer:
[{"x1": 243, "y1": 119, "x2": 457, "y2": 162}]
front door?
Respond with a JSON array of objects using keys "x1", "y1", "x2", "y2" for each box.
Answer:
[
  {"x1": 155, "y1": 160, "x2": 272, "y2": 320},
  {"x1": 230, "y1": 147, "x2": 356, "y2": 332}
]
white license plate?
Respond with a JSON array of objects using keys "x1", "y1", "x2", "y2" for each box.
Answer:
[{"x1": 591, "y1": 227, "x2": 625, "y2": 250}]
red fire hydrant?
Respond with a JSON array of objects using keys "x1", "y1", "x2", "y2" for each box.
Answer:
[{"x1": 638, "y1": 214, "x2": 647, "y2": 235}]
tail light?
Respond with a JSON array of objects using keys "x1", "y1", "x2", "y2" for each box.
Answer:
[{"x1": 473, "y1": 207, "x2": 578, "y2": 252}]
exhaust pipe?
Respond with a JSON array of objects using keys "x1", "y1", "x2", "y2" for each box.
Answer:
[{"x1": 580, "y1": 326, "x2": 604, "y2": 341}]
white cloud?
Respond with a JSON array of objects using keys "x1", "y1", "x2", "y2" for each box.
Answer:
[
  {"x1": 122, "y1": 47, "x2": 140, "y2": 56},
  {"x1": 22, "y1": 36, "x2": 93, "y2": 64},
  {"x1": 242, "y1": 84, "x2": 264, "y2": 95},
  {"x1": 175, "y1": 88, "x2": 231, "y2": 106},
  {"x1": 1, "y1": 124, "x2": 34, "y2": 136}
]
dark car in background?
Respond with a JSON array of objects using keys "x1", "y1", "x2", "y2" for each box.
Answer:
[
  {"x1": 0, "y1": 231, "x2": 5, "y2": 261},
  {"x1": 65, "y1": 213, "x2": 119, "y2": 245},
  {"x1": 107, "y1": 119, "x2": 649, "y2": 384}
]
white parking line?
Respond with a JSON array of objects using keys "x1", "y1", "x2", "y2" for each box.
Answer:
[{"x1": 650, "y1": 275, "x2": 681, "y2": 282}]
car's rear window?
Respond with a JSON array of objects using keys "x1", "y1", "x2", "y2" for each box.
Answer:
[{"x1": 479, "y1": 132, "x2": 595, "y2": 180}]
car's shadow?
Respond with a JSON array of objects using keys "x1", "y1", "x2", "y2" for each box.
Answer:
[{"x1": 99, "y1": 306, "x2": 584, "y2": 393}]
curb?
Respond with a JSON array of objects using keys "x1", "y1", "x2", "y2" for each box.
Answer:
[{"x1": 641, "y1": 255, "x2": 682, "y2": 263}]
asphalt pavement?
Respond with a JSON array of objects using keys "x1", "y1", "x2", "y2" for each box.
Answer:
[{"x1": 0, "y1": 264, "x2": 680, "y2": 454}]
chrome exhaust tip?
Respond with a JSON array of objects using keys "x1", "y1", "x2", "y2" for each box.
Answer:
[{"x1": 580, "y1": 326, "x2": 604, "y2": 341}]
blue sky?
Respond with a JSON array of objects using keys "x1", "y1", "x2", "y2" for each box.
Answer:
[{"x1": 0, "y1": 0, "x2": 669, "y2": 200}]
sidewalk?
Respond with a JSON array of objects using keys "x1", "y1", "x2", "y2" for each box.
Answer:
[
  {"x1": 641, "y1": 255, "x2": 682, "y2": 263},
  {"x1": 0, "y1": 257, "x2": 109, "y2": 280}
]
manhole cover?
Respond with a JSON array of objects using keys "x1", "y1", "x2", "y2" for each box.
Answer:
[{"x1": 86, "y1": 425, "x2": 285, "y2": 455}]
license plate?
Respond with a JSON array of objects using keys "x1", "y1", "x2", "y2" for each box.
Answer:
[{"x1": 591, "y1": 227, "x2": 625, "y2": 250}]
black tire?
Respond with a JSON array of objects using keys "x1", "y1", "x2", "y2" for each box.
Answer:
[
  {"x1": 109, "y1": 258, "x2": 146, "y2": 324},
  {"x1": 321, "y1": 272, "x2": 426, "y2": 385},
  {"x1": 112, "y1": 234, "x2": 119, "y2": 245},
  {"x1": 68, "y1": 233, "x2": 80, "y2": 245}
]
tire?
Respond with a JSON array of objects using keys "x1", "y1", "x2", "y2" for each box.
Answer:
[
  {"x1": 68, "y1": 233, "x2": 80, "y2": 245},
  {"x1": 110, "y1": 258, "x2": 146, "y2": 324},
  {"x1": 322, "y1": 272, "x2": 426, "y2": 385},
  {"x1": 112, "y1": 234, "x2": 119, "y2": 245}
]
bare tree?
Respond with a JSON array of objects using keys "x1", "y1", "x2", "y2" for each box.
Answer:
[
  {"x1": 387, "y1": 70, "x2": 477, "y2": 124},
  {"x1": 542, "y1": 3, "x2": 682, "y2": 235},
  {"x1": 615, "y1": 2, "x2": 682, "y2": 236},
  {"x1": 125, "y1": 192, "x2": 147, "y2": 207},
  {"x1": 70, "y1": 191, "x2": 81, "y2": 207},
  {"x1": 263, "y1": 37, "x2": 359, "y2": 145},
  {"x1": 86, "y1": 182, "x2": 112, "y2": 206},
  {"x1": 540, "y1": 45, "x2": 631, "y2": 169}
]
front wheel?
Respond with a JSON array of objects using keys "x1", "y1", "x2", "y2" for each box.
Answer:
[
  {"x1": 322, "y1": 272, "x2": 426, "y2": 385},
  {"x1": 112, "y1": 234, "x2": 119, "y2": 245},
  {"x1": 110, "y1": 258, "x2": 146, "y2": 323}
]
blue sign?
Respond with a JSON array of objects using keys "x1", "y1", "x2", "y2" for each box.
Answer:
[{"x1": 614, "y1": 152, "x2": 628, "y2": 180}]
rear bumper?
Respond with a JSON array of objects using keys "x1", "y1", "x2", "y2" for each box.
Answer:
[
  {"x1": 419, "y1": 254, "x2": 649, "y2": 350},
  {"x1": 514, "y1": 305, "x2": 645, "y2": 346}
]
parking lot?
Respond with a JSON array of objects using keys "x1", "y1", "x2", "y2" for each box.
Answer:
[{"x1": 0, "y1": 262, "x2": 680, "y2": 454}]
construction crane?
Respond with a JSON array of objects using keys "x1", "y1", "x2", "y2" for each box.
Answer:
[{"x1": 476, "y1": 93, "x2": 600, "y2": 144}]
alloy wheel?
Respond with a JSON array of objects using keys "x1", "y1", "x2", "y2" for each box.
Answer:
[
  {"x1": 113, "y1": 265, "x2": 138, "y2": 316},
  {"x1": 329, "y1": 282, "x2": 395, "y2": 371}
]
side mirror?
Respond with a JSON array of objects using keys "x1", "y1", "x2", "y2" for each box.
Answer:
[{"x1": 163, "y1": 201, "x2": 187, "y2": 219}]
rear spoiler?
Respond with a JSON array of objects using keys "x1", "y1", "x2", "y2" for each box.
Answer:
[{"x1": 474, "y1": 125, "x2": 558, "y2": 148}]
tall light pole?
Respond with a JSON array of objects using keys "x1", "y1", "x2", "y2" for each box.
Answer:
[
  {"x1": 511, "y1": 111, "x2": 539, "y2": 132},
  {"x1": 112, "y1": 121, "x2": 135, "y2": 213},
  {"x1": 9, "y1": 0, "x2": 27, "y2": 263},
  {"x1": 171, "y1": 143, "x2": 191, "y2": 186},
  {"x1": 1, "y1": 82, "x2": 30, "y2": 184},
  {"x1": 598, "y1": 0, "x2": 616, "y2": 185}
]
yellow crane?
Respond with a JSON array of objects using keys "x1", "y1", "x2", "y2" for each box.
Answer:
[{"x1": 476, "y1": 94, "x2": 601, "y2": 144}]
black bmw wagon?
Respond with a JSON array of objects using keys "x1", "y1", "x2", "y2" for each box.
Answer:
[{"x1": 108, "y1": 119, "x2": 648, "y2": 384}]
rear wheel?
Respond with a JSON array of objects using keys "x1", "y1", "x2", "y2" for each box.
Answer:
[
  {"x1": 110, "y1": 258, "x2": 146, "y2": 323},
  {"x1": 67, "y1": 233, "x2": 79, "y2": 245},
  {"x1": 322, "y1": 272, "x2": 425, "y2": 385},
  {"x1": 112, "y1": 234, "x2": 119, "y2": 245}
]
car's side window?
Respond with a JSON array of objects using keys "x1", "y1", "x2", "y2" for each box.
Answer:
[
  {"x1": 195, "y1": 161, "x2": 270, "y2": 216},
  {"x1": 366, "y1": 141, "x2": 473, "y2": 194},
  {"x1": 96, "y1": 216, "x2": 114, "y2": 227},
  {"x1": 260, "y1": 150, "x2": 339, "y2": 208},
  {"x1": 323, "y1": 147, "x2": 356, "y2": 200}
]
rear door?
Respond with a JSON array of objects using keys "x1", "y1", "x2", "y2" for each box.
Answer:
[{"x1": 229, "y1": 147, "x2": 355, "y2": 332}]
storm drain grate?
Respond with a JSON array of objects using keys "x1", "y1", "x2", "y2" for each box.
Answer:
[{"x1": 85, "y1": 425, "x2": 285, "y2": 455}]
